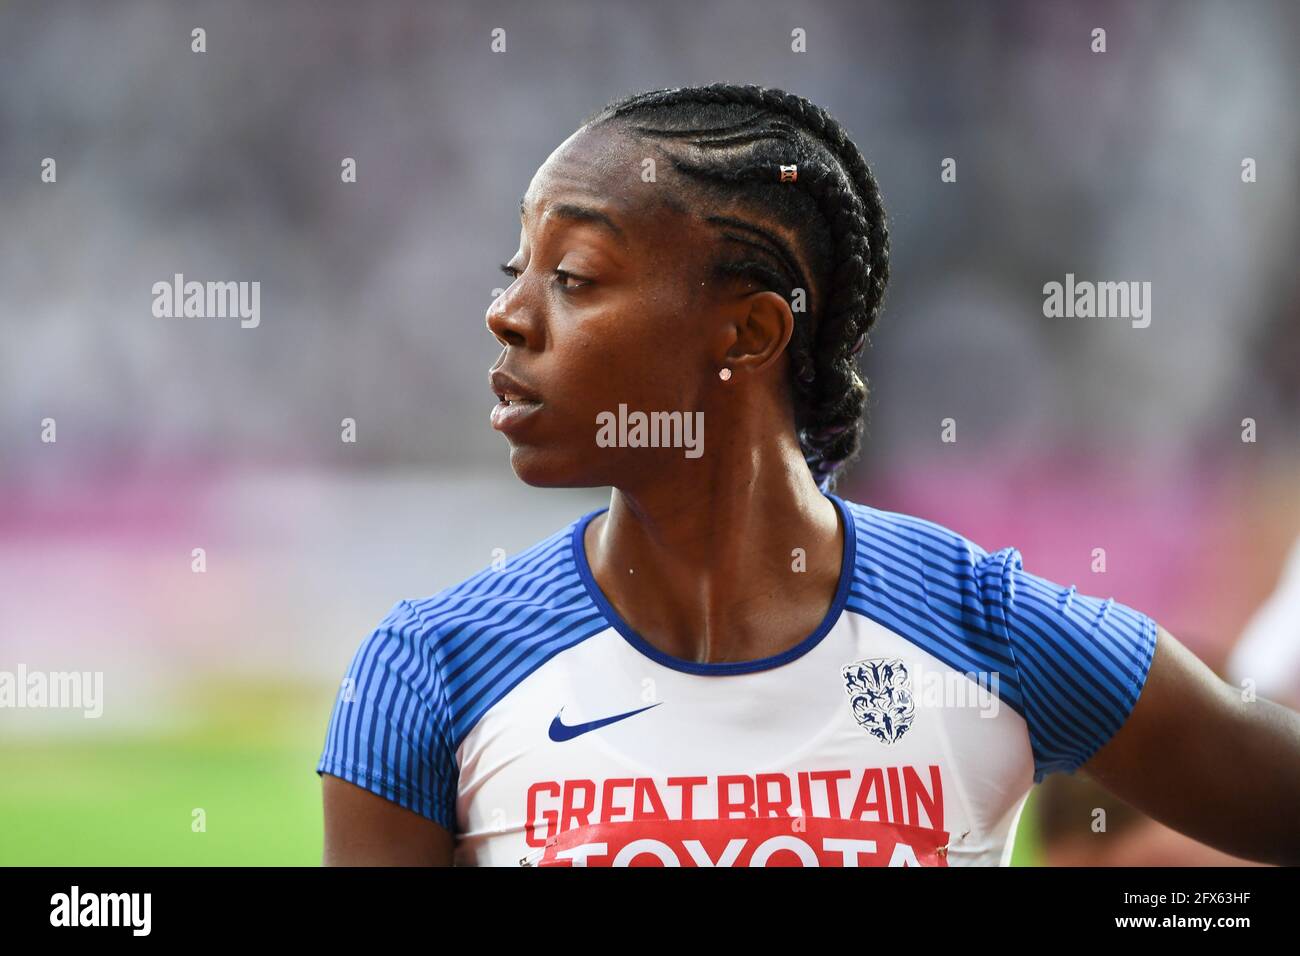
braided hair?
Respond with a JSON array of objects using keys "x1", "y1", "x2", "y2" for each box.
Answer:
[{"x1": 583, "y1": 83, "x2": 891, "y2": 492}]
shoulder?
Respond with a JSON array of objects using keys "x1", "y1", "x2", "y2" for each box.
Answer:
[
  {"x1": 400, "y1": 509, "x2": 602, "y2": 652},
  {"x1": 836, "y1": 495, "x2": 1014, "y2": 667},
  {"x1": 374, "y1": 509, "x2": 609, "y2": 745},
  {"x1": 837, "y1": 496, "x2": 1007, "y2": 601},
  {"x1": 836, "y1": 495, "x2": 1157, "y2": 782},
  {"x1": 317, "y1": 509, "x2": 612, "y2": 826}
]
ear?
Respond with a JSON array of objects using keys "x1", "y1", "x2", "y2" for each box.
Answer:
[{"x1": 720, "y1": 290, "x2": 795, "y2": 376}]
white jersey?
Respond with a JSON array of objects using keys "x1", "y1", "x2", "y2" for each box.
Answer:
[{"x1": 318, "y1": 494, "x2": 1157, "y2": 866}]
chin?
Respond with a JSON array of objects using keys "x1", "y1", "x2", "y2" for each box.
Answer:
[{"x1": 507, "y1": 445, "x2": 606, "y2": 489}]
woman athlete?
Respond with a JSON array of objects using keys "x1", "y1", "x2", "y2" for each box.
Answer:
[{"x1": 318, "y1": 84, "x2": 1300, "y2": 867}]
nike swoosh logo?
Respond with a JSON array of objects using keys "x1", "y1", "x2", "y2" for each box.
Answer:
[{"x1": 548, "y1": 702, "x2": 662, "y2": 742}]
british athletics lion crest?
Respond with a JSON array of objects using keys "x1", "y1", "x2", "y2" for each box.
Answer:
[{"x1": 841, "y1": 658, "x2": 916, "y2": 744}]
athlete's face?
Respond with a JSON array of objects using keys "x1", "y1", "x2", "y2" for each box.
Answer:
[{"x1": 486, "y1": 122, "x2": 738, "y2": 488}]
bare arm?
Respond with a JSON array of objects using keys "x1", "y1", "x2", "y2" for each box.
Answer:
[
  {"x1": 321, "y1": 774, "x2": 455, "y2": 866},
  {"x1": 1082, "y1": 624, "x2": 1300, "y2": 865}
]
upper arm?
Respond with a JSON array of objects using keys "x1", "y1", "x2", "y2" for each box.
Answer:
[
  {"x1": 316, "y1": 600, "x2": 460, "y2": 865},
  {"x1": 978, "y1": 547, "x2": 1157, "y2": 784},
  {"x1": 322, "y1": 773, "x2": 454, "y2": 866},
  {"x1": 1081, "y1": 624, "x2": 1300, "y2": 865}
]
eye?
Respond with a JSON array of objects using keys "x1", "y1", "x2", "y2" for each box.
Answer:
[
  {"x1": 554, "y1": 269, "x2": 590, "y2": 291},
  {"x1": 498, "y1": 262, "x2": 591, "y2": 291}
]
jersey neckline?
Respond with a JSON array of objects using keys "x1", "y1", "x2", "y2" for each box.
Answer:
[{"x1": 570, "y1": 492, "x2": 857, "y2": 676}]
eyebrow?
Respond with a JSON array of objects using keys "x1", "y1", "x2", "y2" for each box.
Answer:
[{"x1": 520, "y1": 196, "x2": 625, "y2": 242}]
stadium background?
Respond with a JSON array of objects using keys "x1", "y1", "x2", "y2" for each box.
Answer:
[{"x1": 2, "y1": 0, "x2": 1297, "y2": 865}]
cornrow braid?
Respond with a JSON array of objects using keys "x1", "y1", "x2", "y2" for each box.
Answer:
[{"x1": 584, "y1": 83, "x2": 891, "y2": 491}]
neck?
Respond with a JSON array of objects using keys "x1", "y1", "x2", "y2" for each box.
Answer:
[{"x1": 585, "y1": 416, "x2": 846, "y2": 665}]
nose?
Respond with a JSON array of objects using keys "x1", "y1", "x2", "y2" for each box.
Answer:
[{"x1": 486, "y1": 277, "x2": 541, "y2": 349}]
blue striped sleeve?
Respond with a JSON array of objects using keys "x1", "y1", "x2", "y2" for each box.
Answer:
[
  {"x1": 316, "y1": 600, "x2": 458, "y2": 831},
  {"x1": 978, "y1": 547, "x2": 1158, "y2": 784}
]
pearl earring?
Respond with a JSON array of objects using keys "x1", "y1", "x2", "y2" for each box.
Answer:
[{"x1": 719, "y1": 368, "x2": 732, "y2": 381}]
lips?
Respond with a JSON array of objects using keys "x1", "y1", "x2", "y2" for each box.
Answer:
[
  {"x1": 490, "y1": 368, "x2": 542, "y2": 404},
  {"x1": 489, "y1": 368, "x2": 543, "y2": 434}
]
